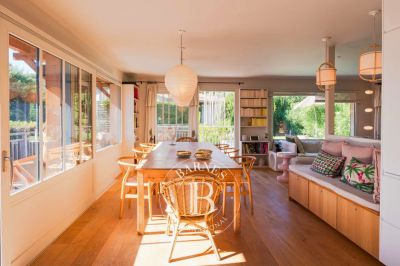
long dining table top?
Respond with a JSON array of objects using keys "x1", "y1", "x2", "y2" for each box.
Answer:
[{"x1": 137, "y1": 141, "x2": 242, "y2": 170}]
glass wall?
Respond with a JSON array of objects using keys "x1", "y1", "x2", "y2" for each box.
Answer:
[
  {"x1": 273, "y1": 95, "x2": 354, "y2": 139},
  {"x1": 7, "y1": 34, "x2": 100, "y2": 193},
  {"x1": 9, "y1": 35, "x2": 40, "y2": 192},
  {"x1": 96, "y1": 78, "x2": 121, "y2": 149},
  {"x1": 42, "y1": 51, "x2": 63, "y2": 178},
  {"x1": 65, "y1": 62, "x2": 80, "y2": 169}
]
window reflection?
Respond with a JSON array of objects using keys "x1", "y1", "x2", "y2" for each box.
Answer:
[
  {"x1": 9, "y1": 35, "x2": 40, "y2": 192},
  {"x1": 81, "y1": 70, "x2": 93, "y2": 161},
  {"x1": 42, "y1": 51, "x2": 63, "y2": 178},
  {"x1": 65, "y1": 63, "x2": 80, "y2": 169}
]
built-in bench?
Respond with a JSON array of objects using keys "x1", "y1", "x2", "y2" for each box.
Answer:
[{"x1": 288, "y1": 164, "x2": 380, "y2": 259}]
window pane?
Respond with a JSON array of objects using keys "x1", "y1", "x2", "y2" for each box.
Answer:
[
  {"x1": 9, "y1": 35, "x2": 40, "y2": 192},
  {"x1": 42, "y1": 52, "x2": 63, "y2": 178},
  {"x1": 96, "y1": 78, "x2": 110, "y2": 149},
  {"x1": 65, "y1": 63, "x2": 80, "y2": 169},
  {"x1": 110, "y1": 85, "x2": 121, "y2": 144},
  {"x1": 81, "y1": 70, "x2": 92, "y2": 161},
  {"x1": 156, "y1": 93, "x2": 189, "y2": 141},
  {"x1": 96, "y1": 79, "x2": 121, "y2": 149},
  {"x1": 273, "y1": 96, "x2": 325, "y2": 138},
  {"x1": 198, "y1": 91, "x2": 235, "y2": 146}
]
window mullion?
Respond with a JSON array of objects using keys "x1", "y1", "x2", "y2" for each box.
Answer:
[
  {"x1": 78, "y1": 68, "x2": 83, "y2": 164},
  {"x1": 62, "y1": 60, "x2": 66, "y2": 172},
  {"x1": 38, "y1": 48, "x2": 44, "y2": 181}
]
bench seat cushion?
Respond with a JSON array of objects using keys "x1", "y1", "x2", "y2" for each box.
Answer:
[{"x1": 289, "y1": 164, "x2": 380, "y2": 212}]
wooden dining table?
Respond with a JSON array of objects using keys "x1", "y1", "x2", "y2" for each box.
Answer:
[{"x1": 135, "y1": 141, "x2": 243, "y2": 235}]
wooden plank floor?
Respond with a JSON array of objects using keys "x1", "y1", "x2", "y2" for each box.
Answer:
[{"x1": 32, "y1": 169, "x2": 381, "y2": 266}]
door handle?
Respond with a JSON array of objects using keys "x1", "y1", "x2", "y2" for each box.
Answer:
[{"x1": 2, "y1": 151, "x2": 14, "y2": 188}]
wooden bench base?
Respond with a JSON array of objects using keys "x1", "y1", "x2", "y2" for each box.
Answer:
[{"x1": 289, "y1": 171, "x2": 379, "y2": 259}]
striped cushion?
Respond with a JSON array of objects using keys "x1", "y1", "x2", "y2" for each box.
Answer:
[{"x1": 311, "y1": 150, "x2": 345, "y2": 177}]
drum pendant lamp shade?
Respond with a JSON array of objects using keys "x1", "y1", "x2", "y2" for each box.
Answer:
[
  {"x1": 316, "y1": 37, "x2": 336, "y2": 91},
  {"x1": 359, "y1": 11, "x2": 382, "y2": 83}
]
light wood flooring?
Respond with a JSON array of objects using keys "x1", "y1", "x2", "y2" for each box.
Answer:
[{"x1": 32, "y1": 169, "x2": 381, "y2": 265}]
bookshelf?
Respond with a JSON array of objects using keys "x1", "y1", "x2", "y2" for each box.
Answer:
[
  {"x1": 240, "y1": 89, "x2": 269, "y2": 168},
  {"x1": 133, "y1": 85, "x2": 142, "y2": 143}
]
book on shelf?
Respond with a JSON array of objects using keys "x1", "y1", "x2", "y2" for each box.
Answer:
[
  {"x1": 134, "y1": 85, "x2": 139, "y2": 99},
  {"x1": 242, "y1": 142, "x2": 269, "y2": 155}
]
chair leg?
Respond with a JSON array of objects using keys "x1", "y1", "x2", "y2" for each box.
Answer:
[
  {"x1": 148, "y1": 183, "x2": 153, "y2": 220},
  {"x1": 166, "y1": 214, "x2": 171, "y2": 236},
  {"x1": 119, "y1": 185, "x2": 126, "y2": 219},
  {"x1": 119, "y1": 198, "x2": 125, "y2": 219},
  {"x1": 168, "y1": 222, "x2": 180, "y2": 262},
  {"x1": 248, "y1": 183, "x2": 254, "y2": 215},
  {"x1": 205, "y1": 227, "x2": 221, "y2": 260},
  {"x1": 222, "y1": 183, "x2": 227, "y2": 216},
  {"x1": 242, "y1": 184, "x2": 247, "y2": 207}
]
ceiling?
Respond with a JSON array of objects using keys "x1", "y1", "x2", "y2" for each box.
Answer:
[{"x1": 29, "y1": 0, "x2": 382, "y2": 78}]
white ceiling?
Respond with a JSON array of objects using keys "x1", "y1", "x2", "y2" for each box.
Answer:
[{"x1": 29, "y1": 0, "x2": 381, "y2": 77}]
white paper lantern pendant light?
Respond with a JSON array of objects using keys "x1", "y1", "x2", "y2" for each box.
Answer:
[
  {"x1": 165, "y1": 30, "x2": 198, "y2": 107},
  {"x1": 359, "y1": 10, "x2": 382, "y2": 84},
  {"x1": 316, "y1": 37, "x2": 337, "y2": 91}
]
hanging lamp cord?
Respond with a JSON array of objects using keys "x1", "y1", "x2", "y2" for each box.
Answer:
[{"x1": 179, "y1": 30, "x2": 184, "y2": 64}]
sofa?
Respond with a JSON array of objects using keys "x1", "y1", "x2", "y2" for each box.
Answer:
[
  {"x1": 287, "y1": 138, "x2": 381, "y2": 258},
  {"x1": 268, "y1": 138, "x2": 322, "y2": 170}
]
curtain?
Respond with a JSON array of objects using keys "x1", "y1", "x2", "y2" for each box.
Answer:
[
  {"x1": 144, "y1": 83, "x2": 157, "y2": 142},
  {"x1": 189, "y1": 86, "x2": 200, "y2": 138}
]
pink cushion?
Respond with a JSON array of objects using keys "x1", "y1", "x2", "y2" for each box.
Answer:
[
  {"x1": 373, "y1": 149, "x2": 381, "y2": 203},
  {"x1": 342, "y1": 143, "x2": 374, "y2": 168},
  {"x1": 322, "y1": 140, "x2": 344, "y2": 156}
]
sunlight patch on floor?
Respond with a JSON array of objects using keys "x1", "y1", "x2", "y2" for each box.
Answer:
[{"x1": 133, "y1": 216, "x2": 246, "y2": 265}]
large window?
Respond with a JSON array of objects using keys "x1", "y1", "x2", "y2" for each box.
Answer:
[
  {"x1": 65, "y1": 63, "x2": 80, "y2": 169},
  {"x1": 9, "y1": 35, "x2": 40, "y2": 191},
  {"x1": 273, "y1": 95, "x2": 353, "y2": 139},
  {"x1": 198, "y1": 91, "x2": 235, "y2": 146},
  {"x1": 156, "y1": 93, "x2": 189, "y2": 141},
  {"x1": 8, "y1": 35, "x2": 95, "y2": 193},
  {"x1": 42, "y1": 51, "x2": 63, "y2": 178},
  {"x1": 96, "y1": 78, "x2": 121, "y2": 150}
]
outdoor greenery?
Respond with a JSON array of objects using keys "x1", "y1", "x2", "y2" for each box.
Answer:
[
  {"x1": 273, "y1": 96, "x2": 351, "y2": 139},
  {"x1": 198, "y1": 92, "x2": 235, "y2": 144},
  {"x1": 9, "y1": 66, "x2": 38, "y2": 123},
  {"x1": 156, "y1": 102, "x2": 189, "y2": 125}
]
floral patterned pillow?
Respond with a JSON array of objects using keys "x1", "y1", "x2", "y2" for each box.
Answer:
[{"x1": 341, "y1": 157, "x2": 375, "y2": 194}]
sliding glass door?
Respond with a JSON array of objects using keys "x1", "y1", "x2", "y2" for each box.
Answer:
[{"x1": 198, "y1": 90, "x2": 235, "y2": 146}]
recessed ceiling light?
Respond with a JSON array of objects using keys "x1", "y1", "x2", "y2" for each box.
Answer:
[
  {"x1": 365, "y1": 89, "x2": 374, "y2": 95},
  {"x1": 365, "y1": 108, "x2": 373, "y2": 112},
  {"x1": 364, "y1": 125, "x2": 373, "y2": 131}
]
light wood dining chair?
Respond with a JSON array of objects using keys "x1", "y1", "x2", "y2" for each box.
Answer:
[
  {"x1": 222, "y1": 156, "x2": 256, "y2": 215},
  {"x1": 223, "y1": 147, "x2": 239, "y2": 158},
  {"x1": 176, "y1": 136, "x2": 196, "y2": 142},
  {"x1": 140, "y1": 142, "x2": 157, "y2": 151},
  {"x1": 132, "y1": 146, "x2": 150, "y2": 160},
  {"x1": 117, "y1": 156, "x2": 154, "y2": 219},
  {"x1": 161, "y1": 170, "x2": 223, "y2": 262},
  {"x1": 216, "y1": 143, "x2": 229, "y2": 150}
]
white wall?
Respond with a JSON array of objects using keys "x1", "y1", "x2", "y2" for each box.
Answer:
[
  {"x1": 0, "y1": 5, "x2": 126, "y2": 266},
  {"x1": 380, "y1": 0, "x2": 400, "y2": 264}
]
